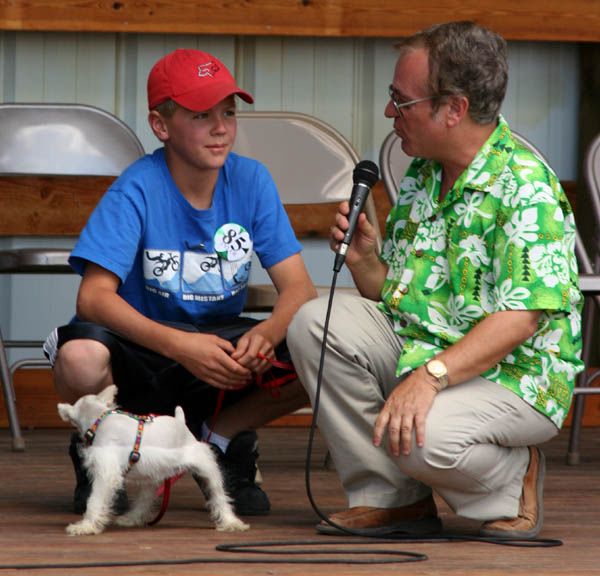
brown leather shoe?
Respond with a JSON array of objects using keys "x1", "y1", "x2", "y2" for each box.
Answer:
[
  {"x1": 316, "y1": 493, "x2": 442, "y2": 536},
  {"x1": 480, "y1": 446, "x2": 545, "y2": 539}
]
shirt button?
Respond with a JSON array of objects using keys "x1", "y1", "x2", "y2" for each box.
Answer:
[{"x1": 415, "y1": 249, "x2": 424, "y2": 258}]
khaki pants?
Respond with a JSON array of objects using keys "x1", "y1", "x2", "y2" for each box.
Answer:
[{"x1": 288, "y1": 293, "x2": 558, "y2": 521}]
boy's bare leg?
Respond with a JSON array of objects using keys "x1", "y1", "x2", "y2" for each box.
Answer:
[{"x1": 212, "y1": 379, "x2": 309, "y2": 437}]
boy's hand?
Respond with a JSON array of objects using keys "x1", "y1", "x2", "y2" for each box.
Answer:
[
  {"x1": 231, "y1": 325, "x2": 275, "y2": 375},
  {"x1": 173, "y1": 332, "x2": 253, "y2": 390}
]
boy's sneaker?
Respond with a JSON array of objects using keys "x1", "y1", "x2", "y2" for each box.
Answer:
[
  {"x1": 68, "y1": 432, "x2": 128, "y2": 515},
  {"x1": 195, "y1": 430, "x2": 271, "y2": 516}
]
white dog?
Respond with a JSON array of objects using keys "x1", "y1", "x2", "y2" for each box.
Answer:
[{"x1": 57, "y1": 385, "x2": 249, "y2": 536}]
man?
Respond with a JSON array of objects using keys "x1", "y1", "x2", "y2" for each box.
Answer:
[
  {"x1": 44, "y1": 49, "x2": 315, "y2": 517},
  {"x1": 288, "y1": 21, "x2": 582, "y2": 539}
]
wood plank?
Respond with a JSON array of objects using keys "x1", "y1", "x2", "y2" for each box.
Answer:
[
  {"x1": 0, "y1": 368, "x2": 314, "y2": 428},
  {"x1": 2, "y1": 367, "x2": 600, "y2": 429},
  {"x1": 0, "y1": 175, "x2": 392, "y2": 238},
  {"x1": 0, "y1": 176, "x2": 573, "y2": 239},
  {"x1": 0, "y1": 176, "x2": 113, "y2": 236},
  {"x1": 0, "y1": 426, "x2": 598, "y2": 574},
  {"x1": 0, "y1": 0, "x2": 599, "y2": 42}
]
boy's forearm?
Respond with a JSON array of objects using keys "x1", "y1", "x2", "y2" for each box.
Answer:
[
  {"x1": 263, "y1": 282, "x2": 317, "y2": 345},
  {"x1": 77, "y1": 288, "x2": 183, "y2": 359}
]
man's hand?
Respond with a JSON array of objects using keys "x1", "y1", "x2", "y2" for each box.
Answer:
[
  {"x1": 173, "y1": 332, "x2": 253, "y2": 390},
  {"x1": 373, "y1": 367, "x2": 439, "y2": 457},
  {"x1": 330, "y1": 200, "x2": 378, "y2": 266},
  {"x1": 329, "y1": 201, "x2": 388, "y2": 300}
]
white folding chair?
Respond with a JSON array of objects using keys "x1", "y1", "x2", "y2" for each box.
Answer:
[
  {"x1": 378, "y1": 129, "x2": 600, "y2": 463},
  {"x1": 0, "y1": 103, "x2": 145, "y2": 450}
]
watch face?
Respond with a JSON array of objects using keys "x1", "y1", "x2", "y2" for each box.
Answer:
[{"x1": 428, "y1": 360, "x2": 447, "y2": 377}]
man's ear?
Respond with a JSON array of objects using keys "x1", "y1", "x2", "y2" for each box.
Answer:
[
  {"x1": 148, "y1": 110, "x2": 170, "y2": 142},
  {"x1": 445, "y1": 94, "x2": 469, "y2": 127}
]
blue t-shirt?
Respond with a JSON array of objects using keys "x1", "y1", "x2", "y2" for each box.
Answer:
[{"x1": 70, "y1": 148, "x2": 302, "y2": 324}]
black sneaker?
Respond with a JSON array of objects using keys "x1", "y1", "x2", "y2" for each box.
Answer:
[
  {"x1": 195, "y1": 430, "x2": 271, "y2": 516},
  {"x1": 68, "y1": 432, "x2": 129, "y2": 515}
]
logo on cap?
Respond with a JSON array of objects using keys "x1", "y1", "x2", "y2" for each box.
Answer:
[{"x1": 198, "y1": 61, "x2": 220, "y2": 79}]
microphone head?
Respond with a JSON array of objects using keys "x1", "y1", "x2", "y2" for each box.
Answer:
[{"x1": 353, "y1": 160, "x2": 379, "y2": 187}]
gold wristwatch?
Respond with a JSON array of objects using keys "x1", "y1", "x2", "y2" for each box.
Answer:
[{"x1": 425, "y1": 359, "x2": 449, "y2": 392}]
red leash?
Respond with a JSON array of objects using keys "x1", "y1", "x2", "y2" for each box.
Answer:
[
  {"x1": 254, "y1": 353, "x2": 298, "y2": 398},
  {"x1": 147, "y1": 476, "x2": 173, "y2": 526},
  {"x1": 148, "y1": 354, "x2": 297, "y2": 526}
]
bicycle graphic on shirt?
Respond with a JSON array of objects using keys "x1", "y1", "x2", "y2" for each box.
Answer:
[{"x1": 145, "y1": 251, "x2": 180, "y2": 277}]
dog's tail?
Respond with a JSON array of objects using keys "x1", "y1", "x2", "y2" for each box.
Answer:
[{"x1": 174, "y1": 405, "x2": 186, "y2": 423}]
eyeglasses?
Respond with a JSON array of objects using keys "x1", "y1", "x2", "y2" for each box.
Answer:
[{"x1": 388, "y1": 84, "x2": 435, "y2": 114}]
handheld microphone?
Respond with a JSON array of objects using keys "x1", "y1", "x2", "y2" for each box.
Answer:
[{"x1": 333, "y1": 160, "x2": 379, "y2": 272}]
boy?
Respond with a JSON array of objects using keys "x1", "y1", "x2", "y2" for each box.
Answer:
[{"x1": 44, "y1": 49, "x2": 316, "y2": 516}]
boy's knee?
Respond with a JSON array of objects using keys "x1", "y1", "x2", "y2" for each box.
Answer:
[
  {"x1": 54, "y1": 339, "x2": 112, "y2": 402},
  {"x1": 56, "y1": 339, "x2": 109, "y2": 368}
]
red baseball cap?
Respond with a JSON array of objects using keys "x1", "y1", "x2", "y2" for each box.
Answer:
[{"x1": 147, "y1": 49, "x2": 254, "y2": 111}]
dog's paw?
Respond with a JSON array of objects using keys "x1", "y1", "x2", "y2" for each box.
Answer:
[
  {"x1": 114, "y1": 514, "x2": 145, "y2": 528},
  {"x1": 216, "y1": 518, "x2": 250, "y2": 532},
  {"x1": 66, "y1": 519, "x2": 104, "y2": 536}
]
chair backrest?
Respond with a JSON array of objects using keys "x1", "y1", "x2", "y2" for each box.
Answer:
[
  {"x1": 234, "y1": 111, "x2": 381, "y2": 247},
  {"x1": 0, "y1": 103, "x2": 144, "y2": 176},
  {"x1": 582, "y1": 133, "x2": 600, "y2": 272},
  {"x1": 378, "y1": 130, "x2": 413, "y2": 206},
  {"x1": 586, "y1": 133, "x2": 600, "y2": 214}
]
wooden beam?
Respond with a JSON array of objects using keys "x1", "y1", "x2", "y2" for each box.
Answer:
[
  {"x1": 0, "y1": 1, "x2": 599, "y2": 42},
  {"x1": 0, "y1": 176, "x2": 575, "y2": 238},
  {"x1": 3, "y1": 368, "x2": 599, "y2": 428},
  {"x1": 0, "y1": 176, "x2": 391, "y2": 238},
  {"x1": 0, "y1": 176, "x2": 112, "y2": 236}
]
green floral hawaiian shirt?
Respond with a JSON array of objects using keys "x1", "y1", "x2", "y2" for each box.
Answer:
[{"x1": 379, "y1": 116, "x2": 583, "y2": 428}]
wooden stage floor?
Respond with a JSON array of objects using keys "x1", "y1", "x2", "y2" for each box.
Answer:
[{"x1": 1, "y1": 426, "x2": 599, "y2": 575}]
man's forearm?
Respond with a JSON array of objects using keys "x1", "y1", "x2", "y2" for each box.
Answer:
[{"x1": 432, "y1": 309, "x2": 541, "y2": 387}]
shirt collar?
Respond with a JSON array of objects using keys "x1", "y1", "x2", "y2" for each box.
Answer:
[{"x1": 451, "y1": 115, "x2": 514, "y2": 195}]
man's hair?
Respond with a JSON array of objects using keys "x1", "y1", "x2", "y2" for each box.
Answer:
[{"x1": 397, "y1": 21, "x2": 508, "y2": 124}]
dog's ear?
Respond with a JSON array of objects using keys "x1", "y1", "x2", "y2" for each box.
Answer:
[
  {"x1": 57, "y1": 403, "x2": 75, "y2": 423},
  {"x1": 98, "y1": 384, "x2": 118, "y2": 407}
]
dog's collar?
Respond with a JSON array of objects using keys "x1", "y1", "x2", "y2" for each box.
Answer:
[{"x1": 83, "y1": 409, "x2": 155, "y2": 465}]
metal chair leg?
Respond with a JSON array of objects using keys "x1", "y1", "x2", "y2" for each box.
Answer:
[
  {"x1": 568, "y1": 371, "x2": 600, "y2": 465},
  {"x1": 567, "y1": 296, "x2": 596, "y2": 465},
  {"x1": 567, "y1": 394, "x2": 585, "y2": 465},
  {"x1": 0, "y1": 328, "x2": 25, "y2": 451}
]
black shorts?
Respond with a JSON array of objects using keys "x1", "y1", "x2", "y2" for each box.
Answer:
[{"x1": 48, "y1": 317, "x2": 293, "y2": 438}]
